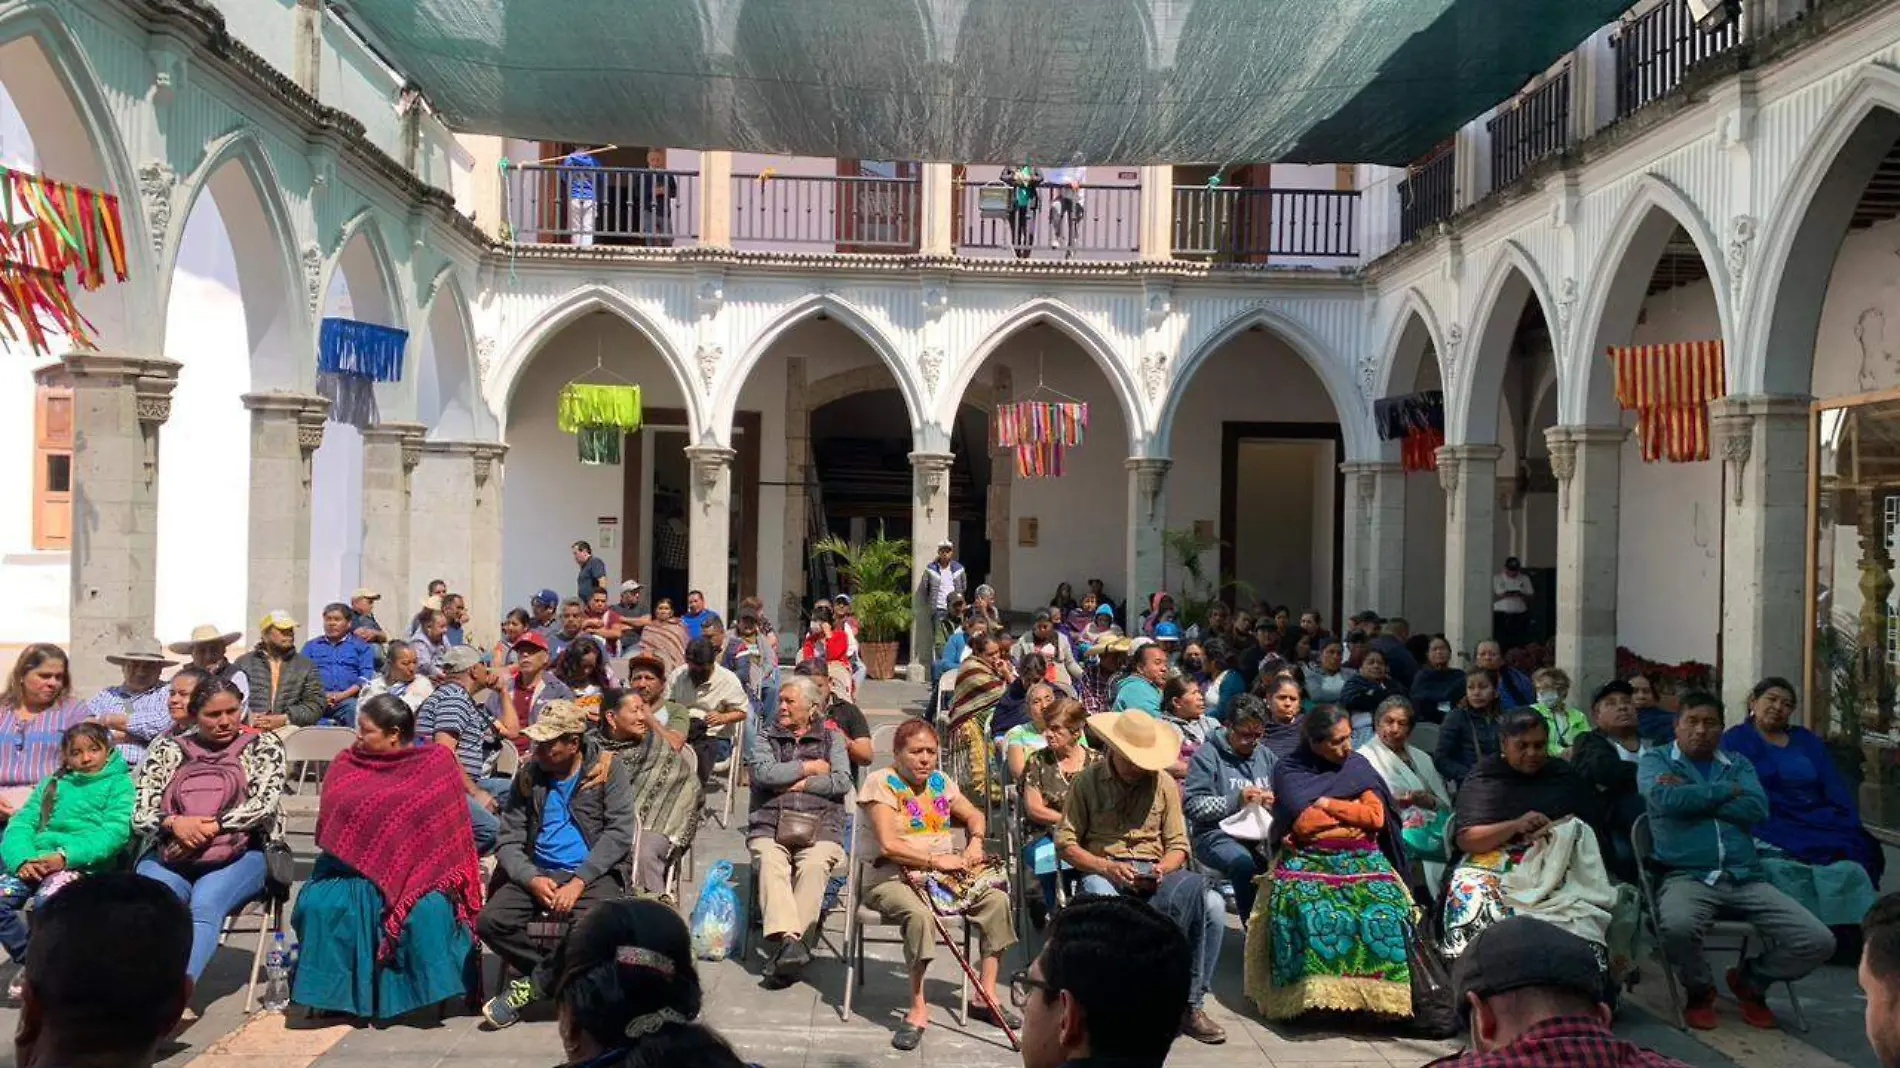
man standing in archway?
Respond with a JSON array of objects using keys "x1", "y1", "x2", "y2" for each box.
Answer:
[
  {"x1": 922, "y1": 540, "x2": 966, "y2": 646},
  {"x1": 1492, "y1": 556, "x2": 1534, "y2": 653}
]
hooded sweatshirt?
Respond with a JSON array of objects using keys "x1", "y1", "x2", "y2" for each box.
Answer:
[
  {"x1": 1, "y1": 751, "x2": 136, "y2": 874},
  {"x1": 1183, "y1": 727, "x2": 1278, "y2": 835}
]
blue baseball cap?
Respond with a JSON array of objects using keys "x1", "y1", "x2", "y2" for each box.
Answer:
[{"x1": 533, "y1": 588, "x2": 560, "y2": 606}]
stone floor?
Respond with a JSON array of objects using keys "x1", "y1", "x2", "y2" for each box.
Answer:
[{"x1": 0, "y1": 680, "x2": 1879, "y2": 1068}]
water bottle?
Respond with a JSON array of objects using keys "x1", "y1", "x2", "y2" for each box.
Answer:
[{"x1": 261, "y1": 932, "x2": 290, "y2": 1012}]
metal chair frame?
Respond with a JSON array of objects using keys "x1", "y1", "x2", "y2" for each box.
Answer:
[{"x1": 839, "y1": 798, "x2": 974, "y2": 1024}]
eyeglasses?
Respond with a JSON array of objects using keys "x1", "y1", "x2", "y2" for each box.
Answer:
[{"x1": 1008, "y1": 969, "x2": 1054, "y2": 1008}]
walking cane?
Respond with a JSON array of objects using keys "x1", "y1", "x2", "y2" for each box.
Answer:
[{"x1": 905, "y1": 873, "x2": 1021, "y2": 1051}]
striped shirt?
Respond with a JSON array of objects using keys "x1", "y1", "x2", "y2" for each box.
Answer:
[
  {"x1": 416, "y1": 681, "x2": 497, "y2": 780},
  {"x1": 0, "y1": 699, "x2": 92, "y2": 791},
  {"x1": 83, "y1": 684, "x2": 172, "y2": 765}
]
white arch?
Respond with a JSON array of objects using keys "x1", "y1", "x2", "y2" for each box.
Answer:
[
  {"x1": 324, "y1": 209, "x2": 406, "y2": 329},
  {"x1": 717, "y1": 292, "x2": 922, "y2": 444},
  {"x1": 0, "y1": 10, "x2": 157, "y2": 353},
  {"x1": 161, "y1": 129, "x2": 310, "y2": 392},
  {"x1": 1454, "y1": 239, "x2": 1559, "y2": 443},
  {"x1": 416, "y1": 268, "x2": 482, "y2": 438},
  {"x1": 1570, "y1": 172, "x2": 1731, "y2": 423},
  {"x1": 1156, "y1": 302, "x2": 1372, "y2": 459},
  {"x1": 1743, "y1": 61, "x2": 1900, "y2": 396},
  {"x1": 938, "y1": 298, "x2": 1143, "y2": 453},
  {"x1": 492, "y1": 283, "x2": 699, "y2": 440},
  {"x1": 1373, "y1": 286, "x2": 1448, "y2": 400}
]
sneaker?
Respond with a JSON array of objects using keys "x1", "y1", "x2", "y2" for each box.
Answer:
[
  {"x1": 1180, "y1": 1007, "x2": 1227, "y2": 1045},
  {"x1": 1683, "y1": 987, "x2": 1718, "y2": 1030},
  {"x1": 482, "y1": 977, "x2": 538, "y2": 1029},
  {"x1": 1726, "y1": 967, "x2": 1778, "y2": 1029}
]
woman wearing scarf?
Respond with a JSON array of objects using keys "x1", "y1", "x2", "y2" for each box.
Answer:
[
  {"x1": 947, "y1": 632, "x2": 1009, "y2": 803},
  {"x1": 1357, "y1": 695, "x2": 1454, "y2": 891},
  {"x1": 1439, "y1": 710, "x2": 1616, "y2": 964},
  {"x1": 1435, "y1": 668, "x2": 1505, "y2": 784},
  {"x1": 1248, "y1": 706, "x2": 1414, "y2": 1021},
  {"x1": 291, "y1": 695, "x2": 483, "y2": 1019},
  {"x1": 596, "y1": 681, "x2": 701, "y2": 895},
  {"x1": 1258, "y1": 675, "x2": 1307, "y2": 759},
  {"x1": 635, "y1": 600, "x2": 690, "y2": 677}
]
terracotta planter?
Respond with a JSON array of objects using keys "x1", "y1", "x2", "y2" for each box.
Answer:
[{"x1": 862, "y1": 640, "x2": 900, "y2": 681}]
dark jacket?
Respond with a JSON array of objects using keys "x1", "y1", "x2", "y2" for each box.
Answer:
[
  {"x1": 1409, "y1": 668, "x2": 1466, "y2": 724},
  {"x1": 745, "y1": 721, "x2": 851, "y2": 845},
  {"x1": 1435, "y1": 704, "x2": 1503, "y2": 783},
  {"x1": 1370, "y1": 635, "x2": 1419, "y2": 689},
  {"x1": 1338, "y1": 674, "x2": 1398, "y2": 714},
  {"x1": 231, "y1": 644, "x2": 326, "y2": 727},
  {"x1": 495, "y1": 734, "x2": 636, "y2": 889}
]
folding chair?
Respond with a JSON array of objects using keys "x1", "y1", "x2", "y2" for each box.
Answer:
[
  {"x1": 664, "y1": 746, "x2": 700, "y2": 902},
  {"x1": 840, "y1": 799, "x2": 975, "y2": 1024},
  {"x1": 494, "y1": 743, "x2": 520, "y2": 778},
  {"x1": 716, "y1": 730, "x2": 744, "y2": 829},
  {"x1": 1410, "y1": 721, "x2": 1442, "y2": 756},
  {"x1": 1628, "y1": 815, "x2": 1810, "y2": 1032},
  {"x1": 278, "y1": 726, "x2": 357, "y2": 824},
  {"x1": 218, "y1": 891, "x2": 286, "y2": 1013}
]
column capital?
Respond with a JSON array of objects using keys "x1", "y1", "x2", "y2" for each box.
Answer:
[
  {"x1": 1709, "y1": 393, "x2": 1813, "y2": 421},
  {"x1": 365, "y1": 421, "x2": 428, "y2": 469},
  {"x1": 64, "y1": 352, "x2": 181, "y2": 427},
  {"x1": 472, "y1": 442, "x2": 508, "y2": 485},
  {"x1": 908, "y1": 450, "x2": 956, "y2": 471},
  {"x1": 683, "y1": 444, "x2": 737, "y2": 495},
  {"x1": 1435, "y1": 442, "x2": 1504, "y2": 463},
  {"x1": 1543, "y1": 424, "x2": 1631, "y2": 448},
  {"x1": 1126, "y1": 456, "x2": 1172, "y2": 523},
  {"x1": 1339, "y1": 460, "x2": 1403, "y2": 477},
  {"x1": 242, "y1": 391, "x2": 329, "y2": 416},
  {"x1": 1124, "y1": 456, "x2": 1174, "y2": 475}
]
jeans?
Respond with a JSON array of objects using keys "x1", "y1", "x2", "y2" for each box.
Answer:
[
  {"x1": 469, "y1": 776, "x2": 513, "y2": 856},
  {"x1": 1078, "y1": 868, "x2": 1224, "y2": 1008},
  {"x1": 318, "y1": 697, "x2": 358, "y2": 728},
  {"x1": 0, "y1": 879, "x2": 31, "y2": 961},
  {"x1": 1193, "y1": 829, "x2": 1263, "y2": 920},
  {"x1": 477, "y1": 869, "x2": 622, "y2": 992},
  {"x1": 136, "y1": 850, "x2": 269, "y2": 979},
  {"x1": 1657, "y1": 874, "x2": 1836, "y2": 994}
]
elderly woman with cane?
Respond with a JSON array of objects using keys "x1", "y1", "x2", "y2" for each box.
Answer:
[{"x1": 859, "y1": 718, "x2": 1018, "y2": 1051}]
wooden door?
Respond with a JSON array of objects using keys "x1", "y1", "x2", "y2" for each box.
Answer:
[{"x1": 32, "y1": 377, "x2": 73, "y2": 550}]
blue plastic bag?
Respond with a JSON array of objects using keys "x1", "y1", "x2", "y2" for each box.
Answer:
[{"x1": 690, "y1": 859, "x2": 741, "y2": 960}]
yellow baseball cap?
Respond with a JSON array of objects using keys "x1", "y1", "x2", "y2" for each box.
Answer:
[{"x1": 259, "y1": 610, "x2": 298, "y2": 633}]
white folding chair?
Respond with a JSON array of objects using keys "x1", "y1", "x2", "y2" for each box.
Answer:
[
  {"x1": 840, "y1": 800, "x2": 974, "y2": 1024},
  {"x1": 717, "y1": 726, "x2": 745, "y2": 829},
  {"x1": 278, "y1": 726, "x2": 357, "y2": 822}
]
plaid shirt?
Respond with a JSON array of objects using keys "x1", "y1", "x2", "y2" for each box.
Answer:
[{"x1": 1427, "y1": 1017, "x2": 1692, "y2": 1068}]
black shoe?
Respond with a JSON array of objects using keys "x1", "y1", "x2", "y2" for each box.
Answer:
[
  {"x1": 891, "y1": 1021, "x2": 925, "y2": 1050},
  {"x1": 774, "y1": 937, "x2": 812, "y2": 975}
]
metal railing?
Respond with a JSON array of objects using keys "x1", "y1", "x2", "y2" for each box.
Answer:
[
  {"x1": 1399, "y1": 143, "x2": 1457, "y2": 244},
  {"x1": 730, "y1": 173, "x2": 920, "y2": 251},
  {"x1": 1611, "y1": 0, "x2": 1743, "y2": 119},
  {"x1": 1488, "y1": 66, "x2": 1572, "y2": 191},
  {"x1": 955, "y1": 181, "x2": 1140, "y2": 258},
  {"x1": 1170, "y1": 187, "x2": 1360, "y2": 260},
  {"x1": 503, "y1": 165, "x2": 699, "y2": 245}
]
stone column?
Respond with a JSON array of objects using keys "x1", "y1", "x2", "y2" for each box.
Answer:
[
  {"x1": 410, "y1": 441, "x2": 478, "y2": 614},
  {"x1": 908, "y1": 451, "x2": 956, "y2": 681},
  {"x1": 698, "y1": 151, "x2": 733, "y2": 248},
  {"x1": 359, "y1": 422, "x2": 425, "y2": 609},
  {"x1": 920, "y1": 163, "x2": 956, "y2": 255},
  {"x1": 1712, "y1": 394, "x2": 1811, "y2": 719},
  {"x1": 780, "y1": 358, "x2": 811, "y2": 638},
  {"x1": 1341, "y1": 462, "x2": 1405, "y2": 616},
  {"x1": 242, "y1": 392, "x2": 329, "y2": 638},
  {"x1": 986, "y1": 368, "x2": 1013, "y2": 606},
  {"x1": 684, "y1": 445, "x2": 736, "y2": 617},
  {"x1": 1339, "y1": 463, "x2": 1374, "y2": 617},
  {"x1": 1547, "y1": 425, "x2": 1630, "y2": 696},
  {"x1": 468, "y1": 444, "x2": 508, "y2": 649},
  {"x1": 64, "y1": 353, "x2": 179, "y2": 693},
  {"x1": 1126, "y1": 458, "x2": 1172, "y2": 629},
  {"x1": 1138, "y1": 165, "x2": 1174, "y2": 260},
  {"x1": 1437, "y1": 443, "x2": 1503, "y2": 662}
]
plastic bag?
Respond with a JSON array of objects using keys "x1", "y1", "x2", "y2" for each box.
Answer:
[{"x1": 690, "y1": 859, "x2": 741, "y2": 960}]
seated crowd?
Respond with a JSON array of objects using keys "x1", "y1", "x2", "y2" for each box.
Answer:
[{"x1": 3, "y1": 563, "x2": 1889, "y2": 1068}]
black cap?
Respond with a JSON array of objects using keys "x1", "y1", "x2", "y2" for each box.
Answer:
[
  {"x1": 1350, "y1": 610, "x2": 1383, "y2": 624},
  {"x1": 1453, "y1": 916, "x2": 1605, "y2": 1015},
  {"x1": 1591, "y1": 679, "x2": 1635, "y2": 707},
  {"x1": 1504, "y1": 556, "x2": 1522, "y2": 569}
]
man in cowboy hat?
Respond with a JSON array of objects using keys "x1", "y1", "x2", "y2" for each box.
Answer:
[
  {"x1": 231, "y1": 612, "x2": 326, "y2": 733},
  {"x1": 166, "y1": 625, "x2": 247, "y2": 701},
  {"x1": 83, "y1": 641, "x2": 176, "y2": 766},
  {"x1": 348, "y1": 588, "x2": 386, "y2": 645},
  {"x1": 1055, "y1": 711, "x2": 1228, "y2": 1046}
]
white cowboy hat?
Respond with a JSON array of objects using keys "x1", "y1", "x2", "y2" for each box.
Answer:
[
  {"x1": 106, "y1": 640, "x2": 178, "y2": 668},
  {"x1": 1085, "y1": 711, "x2": 1182, "y2": 774},
  {"x1": 167, "y1": 624, "x2": 242, "y2": 655}
]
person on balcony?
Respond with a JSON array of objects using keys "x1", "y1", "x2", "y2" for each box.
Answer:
[
  {"x1": 1044, "y1": 159, "x2": 1086, "y2": 257},
  {"x1": 638, "y1": 148, "x2": 677, "y2": 246},
  {"x1": 1001, "y1": 161, "x2": 1043, "y2": 260},
  {"x1": 563, "y1": 147, "x2": 600, "y2": 246}
]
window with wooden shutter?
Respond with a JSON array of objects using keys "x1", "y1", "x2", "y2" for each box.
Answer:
[{"x1": 32, "y1": 375, "x2": 73, "y2": 550}]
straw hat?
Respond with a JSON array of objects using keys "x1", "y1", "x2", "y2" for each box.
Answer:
[
  {"x1": 1086, "y1": 711, "x2": 1182, "y2": 773},
  {"x1": 106, "y1": 640, "x2": 178, "y2": 668},
  {"x1": 167, "y1": 624, "x2": 242, "y2": 655}
]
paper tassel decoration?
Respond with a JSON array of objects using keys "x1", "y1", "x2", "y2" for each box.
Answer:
[
  {"x1": 1609, "y1": 341, "x2": 1726, "y2": 462},
  {"x1": 0, "y1": 262, "x2": 94, "y2": 353},
  {"x1": 1014, "y1": 442, "x2": 1066, "y2": 478},
  {"x1": 0, "y1": 165, "x2": 129, "y2": 290},
  {"x1": 995, "y1": 401, "x2": 1089, "y2": 448},
  {"x1": 318, "y1": 318, "x2": 409, "y2": 383},
  {"x1": 1373, "y1": 390, "x2": 1444, "y2": 473},
  {"x1": 577, "y1": 426, "x2": 623, "y2": 465},
  {"x1": 557, "y1": 383, "x2": 643, "y2": 433},
  {"x1": 316, "y1": 371, "x2": 380, "y2": 431}
]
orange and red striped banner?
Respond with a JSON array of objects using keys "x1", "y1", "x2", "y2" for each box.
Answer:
[{"x1": 1608, "y1": 341, "x2": 1726, "y2": 462}]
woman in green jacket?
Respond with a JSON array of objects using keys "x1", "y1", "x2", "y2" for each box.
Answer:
[{"x1": 0, "y1": 722, "x2": 135, "y2": 985}]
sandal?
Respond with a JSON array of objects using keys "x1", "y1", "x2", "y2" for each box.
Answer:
[
  {"x1": 891, "y1": 1021, "x2": 926, "y2": 1050},
  {"x1": 970, "y1": 1002, "x2": 1022, "y2": 1029}
]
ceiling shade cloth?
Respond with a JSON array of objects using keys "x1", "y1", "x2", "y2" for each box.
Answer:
[{"x1": 337, "y1": 0, "x2": 1630, "y2": 165}]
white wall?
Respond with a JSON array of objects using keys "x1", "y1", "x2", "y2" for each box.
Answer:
[
  {"x1": 310, "y1": 274, "x2": 365, "y2": 616},
  {"x1": 1403, "y1": 361, "x2": 1447, "y2": 632}
]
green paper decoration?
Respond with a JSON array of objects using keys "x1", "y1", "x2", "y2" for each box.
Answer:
[
  {"x1": 577, "y1": 425, "x2": 623, "y2": 465},
  {"x1": 557, "y1": 382, "x2": 643, "y2": 432}
]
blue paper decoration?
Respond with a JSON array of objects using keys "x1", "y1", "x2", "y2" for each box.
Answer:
[{"x1": 318, "y1": 317, "x2": 408, "y2": 383}]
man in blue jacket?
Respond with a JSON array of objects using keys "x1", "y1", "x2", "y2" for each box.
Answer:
[
  {"x1": 1182, "y1": 697, "x2": 1276, "y2": 920},
  {"x1": 1638, "y1": 692, "x2": 1834, "y2": 1032}
]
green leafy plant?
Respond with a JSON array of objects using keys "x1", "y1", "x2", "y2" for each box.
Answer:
[
  {"x1": 1159, "y1": 526, "x2": 1254, "y2": 630},
  {"x1": 811, "y1": 527, "x2": 914, "y2": 643}
]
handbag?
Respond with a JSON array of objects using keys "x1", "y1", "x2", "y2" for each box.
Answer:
[
  {"x1": 908, "y1": 856, "x2": 1008, "y2": 915},
  {"x1": 1406, "y1": 908, "x2": 1461, "y2": 1039},
  {"x1": 774, "y1": 807, "x2": 822, "y2": 851},
  {"x1": 263, "y1": 838, "x2": 296, "y2": 902}
]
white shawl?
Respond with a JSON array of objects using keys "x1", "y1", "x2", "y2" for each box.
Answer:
[
  {"x1": 1357, "y1": 738, "x2": 1452, "y2": 809},
  {"x1": 1500, "y1": 817, "x2": 1618, "y2": 946}
]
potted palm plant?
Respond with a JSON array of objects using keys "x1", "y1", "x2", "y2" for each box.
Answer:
[{"x1": 811, "y1": 527, "x2": 914, "y2": 680}]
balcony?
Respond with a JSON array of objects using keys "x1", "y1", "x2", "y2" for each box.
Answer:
[
  {"x1": 955, "y1": 179, "x2": 1142, "y2": 260},
  {"x1": 1488, "y1": 65, "x2": 1573, "y2": 190},
  {"x1": 1611, "y1": 0, "x2": 1744, "y2": 120},
  {"x1": 1170, "y1": 186, "x2": 1361, "y2": 261},
  {"x1": 731, "y1": 172, "x2": 922, "y2": 251},
  {"x1": 503, "y1": 165, "x2": 702, "y2": 245},
  {"x1": 1398, "y1": 143, "x2": 1457, "y2": 244}
]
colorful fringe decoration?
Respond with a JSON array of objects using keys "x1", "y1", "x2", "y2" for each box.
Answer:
[
  {"x1": 316, "y1": 371, "x2": 380, "y2": 430},
  {"x1": 0, "y1": 263, "x2": 94, "y2": 353},
  {"x1": 1014, "y1": 442, "x2": 1066, "y2": 478},
  {"x1": 1608, "y1": 341, "x2": 1726, "y2": 462},
  {"x1": 1374, "y1": 390, "x2": 1444, "y2": 473},
  {"x1": 996, "y1": 400, "x2": 1087, "y2": 479},
  {"x1": 318, "y1": 318, "x2": 409, "y2": 383},
  {"x1": 0, "y1": 165, "x2": 129, "y2": 290},
  {"x1": 556, "y1": 383, "x2": 643, "y2": 433}
]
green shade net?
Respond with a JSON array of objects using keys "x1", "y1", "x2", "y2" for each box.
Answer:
[{"x1": 339, "y1": 0, "x2": 1631, "y2": 165}]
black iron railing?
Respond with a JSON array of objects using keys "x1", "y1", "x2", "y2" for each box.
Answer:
[
  {"x1": 1399, "y1": 144, "x2": 1457, "y2": 244},
  {"x1": 1612, "y1": 0, "x2": 1743, "y2": 119},
  {"x1": 730, "y1": 173, "x2": 920, "y2": 251},
  {"x1": 956, "y1": 181, "x2": 1140, "y2": 258},
  {"x1": 1170, "y1": 187, "x2": 1360, "y2": 259},
  {"x1": 1488, "y1": 66, "x2": 1572, "y2": 191},
  {"x1": 504, "y1": 165, "x2": 699, "y2": 245}
]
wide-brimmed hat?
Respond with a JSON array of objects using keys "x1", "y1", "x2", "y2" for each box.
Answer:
[
  {"x1": 1086, "y1": 712, "x2": 1182, "y2": 773},
  {"x1": 167, "y1": 625, "x2": 241, "y2": 655},
  {"x1": 106, "y1": 640, "x2": 178, "y2": 668}
]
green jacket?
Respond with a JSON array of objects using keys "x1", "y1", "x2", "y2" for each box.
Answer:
[
  {"x1": 1534, "y1": 702, "x2": 1591, "y2": 754},
  {"x1": 1, "y1": 751, "x2": 135, "y2": 874}
]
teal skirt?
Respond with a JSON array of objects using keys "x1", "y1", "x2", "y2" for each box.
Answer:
[{"x1": 290, "y1": 854, "x2": 473, "y2": 1019}]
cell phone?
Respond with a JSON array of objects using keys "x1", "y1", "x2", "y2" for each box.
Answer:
[{"x1": 1129, "y1": 859, "x2": 1158, "y2": 879}]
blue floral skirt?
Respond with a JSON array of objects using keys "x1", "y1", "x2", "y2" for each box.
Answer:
[{"x1": 1246, "y1": 837, "x2": 1413, "y2": 1020}]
